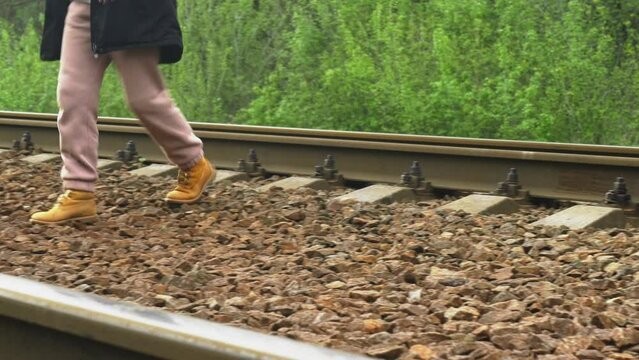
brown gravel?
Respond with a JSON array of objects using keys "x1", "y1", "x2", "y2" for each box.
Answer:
[{"x1": 2, "y1": 151, "x2": 639, "y2": 359}]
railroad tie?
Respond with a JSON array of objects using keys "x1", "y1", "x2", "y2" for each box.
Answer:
[
  {"x1": 20, "y1": 153, "x2": 59, "y2": 164},
  {"x1": 213, "y1": 170, "x2": 250, "y2": 183},
  {"x1": 438, "y1": 194, "x2": 520, "y2": 215},
  {"x1": 257, "y1": 176, "x2": 330, "y2": 192},
  {"x1": 532, "y1": 205, "x2": 626, "y2": 230},
  {"x1": 96, "y1": 159, "x2": 123, "y2": 171},
  {"x1": 329, "y1": 184, "x2": 416, "y2": 205},
  {"x1": 129, "y1": 164, "x2": 178, "y2": 177}
]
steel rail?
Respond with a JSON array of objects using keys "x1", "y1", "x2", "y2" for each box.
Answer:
[
  {"x1": 2, "y1": 110, "x2": 638, "y2": 155},
  {"x1": 0, "y1": 274, "x2": 369, "y2": 360},
  {"x1": 1, "y1": 111, "x2": 638, "y2": 202}
]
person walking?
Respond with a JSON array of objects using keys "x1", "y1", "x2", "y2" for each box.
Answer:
[{"x1": 31, "y1": 0, "x2": 215, "y2": 225}]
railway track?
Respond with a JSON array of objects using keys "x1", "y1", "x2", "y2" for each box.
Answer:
[
  {"x1": 3, "y1": 111, "x2": 639, "y2": 359},
  {"x1": 0, "y1": 273, "x2": 366, "y2": 360},
  {"x1": 2, "y1": 110, "x2": 639, "y2": 203}
]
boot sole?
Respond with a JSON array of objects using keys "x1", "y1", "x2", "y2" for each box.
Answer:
[
  {"x1": 30, "y1": 215, "x2": 98, "y2": 225},
  {"x1": 164, "y1": 166, "x2": 217, "y2": 204}
]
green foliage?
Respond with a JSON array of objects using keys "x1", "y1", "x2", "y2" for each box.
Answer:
[
  {"x1": 0, "y1": 18, "x2": 58, "y2": 113},
  {"x1": 1, "y1": 0, "x2": 639, "y2": 145}
]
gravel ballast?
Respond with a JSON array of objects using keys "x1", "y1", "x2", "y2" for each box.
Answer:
[{"x1": 2, "y1": 151, "x2": 639, "y2": 360}]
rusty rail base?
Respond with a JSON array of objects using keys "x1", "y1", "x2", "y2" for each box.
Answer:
[
  {"x1": 0, "y1": 274, "x2": 369, "y2": 360},
  {"x1": 2, "y1": 112, "x2": 639, "y2": 202}
]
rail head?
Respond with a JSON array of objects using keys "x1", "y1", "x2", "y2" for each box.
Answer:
[
  {"x1": 2, "y1": 110, "x2": 639, "y2": 156},
  {"x1": 3, "y1": 116, "x2": 639, "y2": 168},
  {"x1": 0, "y1": 274, "x2": 369, "y2": 360}
]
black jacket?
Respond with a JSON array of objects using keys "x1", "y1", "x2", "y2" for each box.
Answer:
[{"x1": 41, "y1": 0, "x2": 183, "y2": 64}]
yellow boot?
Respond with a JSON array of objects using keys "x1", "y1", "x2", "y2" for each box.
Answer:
[
  {"x1": 165, "y1": 156, "x2": 216, "y2": 204},
  {"x1": 30, "y1": 190, "x2": 97, "y2": 225}
]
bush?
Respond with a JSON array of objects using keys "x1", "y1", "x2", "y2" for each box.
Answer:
[{"x1": 1, "y1": 1, "x2": 639, "y2": 145}]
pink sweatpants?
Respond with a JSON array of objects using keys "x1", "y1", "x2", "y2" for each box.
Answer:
[{"x1": 57, "y1": 2, "x2": 203, "y2": 192}]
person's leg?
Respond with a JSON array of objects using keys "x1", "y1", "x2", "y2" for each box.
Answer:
[
  {"x1": 57, "y1": 2, "x2": 111, "y2": 192},
  {"x1": 110, "y1": 48, "x2": 203, "y2": 169},
  {"x1": 31, "y1": 2, "x2": 108, "y2": 224},
  {"x1": 111, "y1": 48, "x2": 214, "y2": 204}
]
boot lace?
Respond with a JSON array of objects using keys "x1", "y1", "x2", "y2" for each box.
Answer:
[
  {"x1": 177, "y1": 171, "x2": 192, "y2": 188},
  {"x1": 58, "y1": 192, "x2": 71, "y2": 203},
  {"x1": 52, "y1": 192, "x2": 72, "y2": 208}
]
